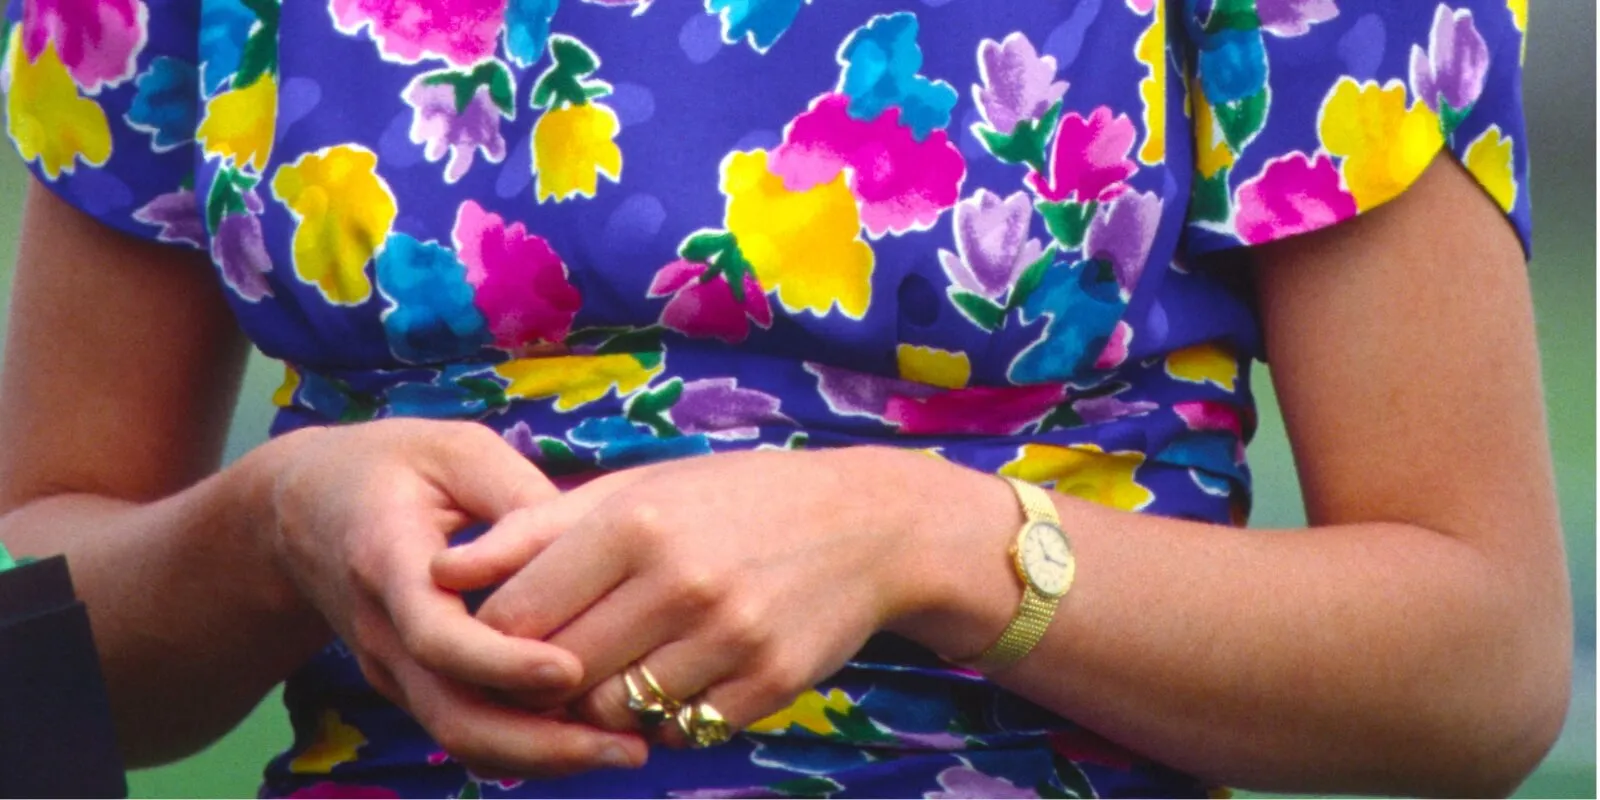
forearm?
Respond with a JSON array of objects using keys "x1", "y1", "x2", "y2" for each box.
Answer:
[
  {"x1": 853, "y1": 447, "x2": 1571, "y2": 797},
  {"x1": 0, "y1": 435, "x2": 332, "y2": 766}
]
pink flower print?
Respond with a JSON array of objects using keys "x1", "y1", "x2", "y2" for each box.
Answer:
[
  {"x1": 1048, "y1": 729, "x2": 1137, "y2": 770},
  {"x1": 938, "y1": 189, "x2": 1043, "y2": 300},
  {"x1": 1175, "y1": 400, "x2": 1250, "y2": 464},
  {"x1": 1409, "y1": 5, "x2": 1489, "y2": 115},
  {"x1": 974, "y1": 33, "x2": 1067, "y2": 136},
  {"x1": 331, "y1": 0, "x2": 502, "y2": 67},
  {"x1": 885, "y1": 383, "x2": 1069, "y2": 436},
  {"x1": 22, "y1": 0, "x2": 147, "y2": 91},
  {"x1": 1082, "y1": 189, "x2": 1161, "y2": 296},
  {"x1": 648, "y1": 258, "x2": 773, "y2": 344},
  {"x1": 403, "y1": 74, "x2": 508, "y2": 183},
  {"x1": 769, "y1": 93, "x2": 965, "y2": 237},
  {"x1": 1028, "y1": 107, "x2": 1138, "y2": 204},
  {"x1": 1233, "y1": 152, "x2": 1358, "y2": 245},
  {"x1": 1255, "y1": 0, "x2": 1338, "y2": 37},
  {"x1": 1091, "y1": 320, "x2": 1135, "y2": 371},
  {"x1": 451, "y1": 200, "x2": 581, "y2": 353},
  {"x1": 1125, "y1": 0, "x2": 1156, "y2": 13}
]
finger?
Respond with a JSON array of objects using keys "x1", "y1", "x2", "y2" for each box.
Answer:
[
  {"x1": 425, "y1": 421, "x2": 562, "y2": 520},
  {"x1": 383, "y1": 527, "x2": 585, "y2": 693},
  {"x1": 473, "y1": 506, "x2": 634, "y2": 640},
  {"x1": 542, "y1": 573, "x2": 721, "y2": 700},
  {"x1": 391, "y1": 652, "x2": 649, "y2": 778},
  {"x1": 573, "y1": 635, "x2": 748, "y2": 739},
  {"x1": 432, "y1": 469, "x2": 646, "y2": 590}
]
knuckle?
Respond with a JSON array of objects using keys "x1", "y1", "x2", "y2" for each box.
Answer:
[
  {"x1": 665, "y1": 564, "x2": 722, "y2": 612},
  {"x1": 620, "y1": 502, "x2": 668, "y2": 549},
  {"x1": 716, "y1": 599, "x2": 769, "y2": 653}
]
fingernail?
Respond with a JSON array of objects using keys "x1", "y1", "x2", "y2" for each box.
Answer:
[
  {"x1": 599, "y1": 743, "x2": 636, "y2": 769},
  {"x1": 533, "y1": 664, "x2": 570, "y2": 686}
]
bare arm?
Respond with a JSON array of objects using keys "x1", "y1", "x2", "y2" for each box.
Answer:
[
  {"x1": 890, "y1": 156, "x2": 1571, "y2": 796},
  {"x1": 440, "y1": 155, "x2": 1571, "y2": 796},
  {"x1": 0, "y1": 183, "x2": 331, "y2": 765}
]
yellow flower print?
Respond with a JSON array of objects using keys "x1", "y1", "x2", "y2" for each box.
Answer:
[
  {"x1": 496, "y1": 353, "x2": 662, "y2": 412},
  {"x1": 1317, "y1": 78, "x2": 1443, "y2": 211},
  {"x1": 1164, "y1": 342, "x2": 1237, "y2": 391},
  {"x1": 1507, "y1": 0, "x2": 1527, "y2": 63},
  {"x1": 3, "y1": 32, "x2": 111, "y2": 179},
  {"x1": 288, "y1": 710, "x2": 367, "y2": 774},
  {"x1": 273, "y1": 363, "x2": 301, "y2": 407},
  {"x1": 196, "y1": 73, "x2": 278, "y2": 172},
  {"x1": 1000, "y1": 443, "x2": 1154, "y2": 512},
  {"x1": 1463, "y1": 124, "x2": 1517, "y2": 213},
  {"x1": 1134, "y1": 1, "x2": 1166, "y2": 166},
  {"x1": 747, "y1": 688, "x2": 855, "y2": 735},
  {"x1": 723, "y1": 150, "x2": 875, "y2": 319},
  {"x1": 1190, "y1": 78, "x2": 1232, "y2": 180},
  {"x1": 897, "y1": 344, "x2": 971, "y2": 390},
  {"x1": 270, "y1": 145, "x2": 397, "y2": 305},
  {"x1": 533, "y1": 102, "x2": 623, "y2": 202}
]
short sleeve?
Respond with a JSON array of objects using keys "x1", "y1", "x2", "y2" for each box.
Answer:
[
  {"x1": 2, "y1": 0, "x2": 203, "y2": 248},
  {"x1": 1181, "y1": 0, "x2": 1532, "y2": 259}
]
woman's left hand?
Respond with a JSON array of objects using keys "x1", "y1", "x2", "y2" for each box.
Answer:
[{"x1": 429, "y1": 447, "x2": 974, "y2": 745}]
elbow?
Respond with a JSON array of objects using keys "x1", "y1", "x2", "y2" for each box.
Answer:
[{"x1": 1430, "y1": 597, "x2": 1574, "y2": 797}]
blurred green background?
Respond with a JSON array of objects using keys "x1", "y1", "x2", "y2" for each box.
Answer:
[{"x1": 0, "y1": 3, "x2": 1593, "y2": 798}]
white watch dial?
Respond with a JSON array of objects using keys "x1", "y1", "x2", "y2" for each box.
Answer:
[{"x1": 1018, "y1": 522, "x2": 1073, "y2": 597}]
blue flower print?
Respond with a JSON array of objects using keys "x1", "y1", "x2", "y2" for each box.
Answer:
[
  {"x1": 374, "y1": 233, "x2": 491, "y2": 363},
  {"x1": 837, "y1": 12, "x2": 957, "y2": 140},
  {"x1": 126, "y1": 56, "x2": 198, "y2": 150},
  {"x1": 1008, "y1": 259, "x2": 1126, "y2": 384}
]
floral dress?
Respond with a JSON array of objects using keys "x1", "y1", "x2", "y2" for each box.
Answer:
[{"x1": 3, "y1": 0, "x2": 1532, "y2": 797}]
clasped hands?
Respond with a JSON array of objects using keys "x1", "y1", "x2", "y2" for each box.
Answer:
[{"x1": 267, "y1": 421, "x2": 967, "y2": 780}]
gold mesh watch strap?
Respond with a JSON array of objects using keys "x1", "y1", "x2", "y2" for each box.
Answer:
[
  {"x1": 971, "y1": 587, "x2": 1057, "y2": 672},
  {"x1": 967, "y1": 478, "x2": 1066, "y2": 673},
  {"x1": 1007, "y1": 477, "x2": 1061, "y2": 525}
]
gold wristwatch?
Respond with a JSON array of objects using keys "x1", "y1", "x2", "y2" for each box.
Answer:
[{"x1": 965, "y1": 477, "x2": 1076, "y2": 673}]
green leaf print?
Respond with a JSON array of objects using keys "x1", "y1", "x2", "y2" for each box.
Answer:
[
  {"x1": 821, "y1": 704, "x2": 896, "y2": 745},
  {"x1": 531, "y1": 36, "x2": 609, "y2": 109},
  {"x1": 594, "y1": 326, "x2": 665, "y2": 357},
  {"x1": 1007, "y1": 244, "x2": 1060, "y2": 311},
  {"x1": 1214, "y1": 88, "x2": 1269, "y2": 152},
  {"x1": 1038, "y1": 200, "x2": 1097, "y2": 250},
  {"x1": 534, "y1": 436, "x2": 587, "y2": 476},
  {"x1": 424, "y1": 62, "x2": 518, "y2": 117},
  {"x1": 767, "y1": 776, "x2": 845, "y2": 798},
  {"x1": 204, "y1": 167, "x2": 258, "y2": 231},
  {"x1": 1189, "y1": 166, "x2": 1232, "y2": 224},
  {"x1": 1439, "y1": 99, "x2": 1472, "y2": 138},
  {"x1": 949, "y1": 289, "x2": 1006, "y2": 332},
  {"x1": 455, "y1": 376, "x2": 510, "y2": 410},
  {"x1": 977, "y1": 101, "x2": 1063, "y2": 173},
  {"x1": 1203, "y1": 0, "x2": 1262, "y2": 34},
  {"x1": 233, "y1": 3, "x2": 280, "y2": 91},
  {"x1": 626, "y1": 378, "x2": 684, "y2": 438}
]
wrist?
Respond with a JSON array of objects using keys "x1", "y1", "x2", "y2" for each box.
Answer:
[
  {"x1": 224, "y1": 426, "x2": 332, "y2": 621},
  {"x1": 824, "y1": 446, "x2": 1024, "y2": 660}
]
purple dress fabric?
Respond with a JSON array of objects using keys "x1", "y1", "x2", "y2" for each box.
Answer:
[{"x1": 2, "y1": 0, "x2": 1531, "y2": 796}]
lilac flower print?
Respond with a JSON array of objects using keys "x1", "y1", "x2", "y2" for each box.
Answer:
[
  {"x1": 927, "y1": 765, "x2": 1038, "y2": 799},
  {"x1": 974, "y1": 33, "x2": 1067, "y2": 135},
  {"x1": 403, "y1": 69, "x2": 513, "y2": 183},
  {"x1": 133, "y1": 188, "x2": 206, "y2": 247},
  {"x1": 1409, "y1": 5, "x2": 1489, "y2": 120},
  {"x1": 669, "y1": 378, "x2": 789, "y2": 440},
  {"x1": 1255, "y1": 0, "x2": 1339, "y2": 38},
  {"x1": 1082, "y1": 189, "x2": 1161, "y2": 297},
  {"x1": 937, "y1": 189, "x2": 1044, "y2": 300},
  {"x1": 211, "y1": 189, "x2": 273, "y2": 302}
]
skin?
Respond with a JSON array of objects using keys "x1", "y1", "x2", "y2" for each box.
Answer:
[{"x1": 0, "y1": 156, "x2": 1571, "y2": 795}]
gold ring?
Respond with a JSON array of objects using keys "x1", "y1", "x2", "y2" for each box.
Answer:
[
  {"x1": 622, "y1": 670, "x2": 672, "y2": 728},
  {"x1": 674, "y1": 701, "x2": 733, "y2": 748},
  {"x1": 636, "y1": 664, "x2": 682, "y2": 708}
]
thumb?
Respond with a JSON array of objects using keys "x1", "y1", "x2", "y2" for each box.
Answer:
[{"x1": 422, "y1": 422, "x2": 560, "y2": 520}]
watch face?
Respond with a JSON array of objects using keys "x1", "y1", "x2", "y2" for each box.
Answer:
[{"x1": 1018, "y1": 521, "x2": 1074, "y2": 597}]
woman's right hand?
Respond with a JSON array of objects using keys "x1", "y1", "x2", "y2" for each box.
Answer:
[{"x1": 264, "y1": 418, "x2": 650, "y2": 777}]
